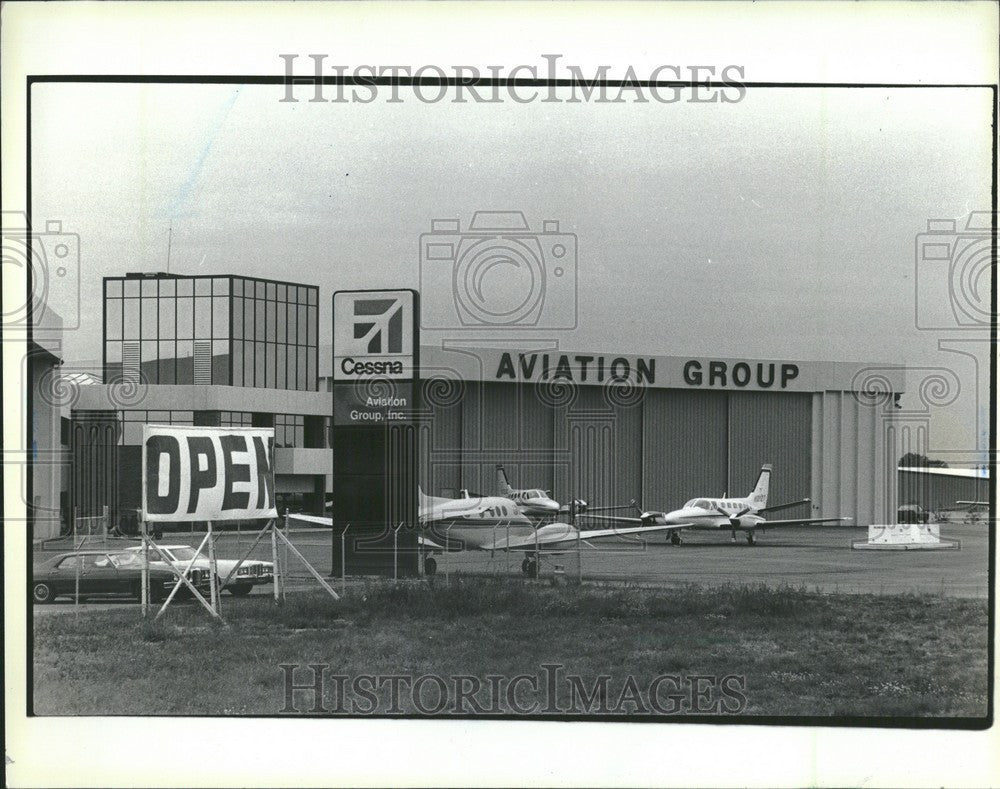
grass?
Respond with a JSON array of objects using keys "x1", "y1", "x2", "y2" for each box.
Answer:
[{"x1": 32, "y1": 577, "x2": 989, "y2": 718}]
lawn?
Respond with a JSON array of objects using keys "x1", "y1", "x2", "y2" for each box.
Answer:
[{"x1": 32, "y1": 578, "x2": 990, "y2": 720}]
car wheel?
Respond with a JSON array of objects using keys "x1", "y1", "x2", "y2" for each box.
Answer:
[
  {"x1": 33, "y1": 582, "x2": 54, "y2": 604},
  {"x1": 227, "y1": 583, "x2": 253, "y2": 597}
]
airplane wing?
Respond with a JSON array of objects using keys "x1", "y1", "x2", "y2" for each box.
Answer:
[
  {"x1": 484, "y1": 522, "x2": 693, "y2": 551},
  {"x1": 576, "y1": 513, "x2": 646, "y2": 525},
  {"x1": 755, "y1": 517, "x2": 852, "y2": 528},
  {"x1": 418, "y1": 534, "x2": 445, "y2": 550},
  {"x1": 287, "y1": 513, "x2": 335, "y2": 526}
]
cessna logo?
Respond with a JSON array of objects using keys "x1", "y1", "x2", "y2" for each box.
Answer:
[{"x1": 353, "y1": 298, "x2": 404, "y2": 354}]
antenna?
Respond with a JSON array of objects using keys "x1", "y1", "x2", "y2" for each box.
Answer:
[{"x1": 166, "y1": 225, "x2": 173, "y2": 273}]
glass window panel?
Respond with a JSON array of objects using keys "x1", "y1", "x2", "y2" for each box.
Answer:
[
  {"x1": 307, "y1": 305, "x2": 317, "y2": 345},
  {"x1": 194, "y1": 296, "x2": 211, "y2": 337},
  {"x1": 124, "y1": 422, "x2": 143, "y2": 445},
  {"x1": 297, "y1": 347, "x2": 307, "y2": 390},
  {"x1": 276, "y1": 344, "x2": 286, "y2": 389},
  {"x1": 244, "y1": 341, "x2": 255, "y2": 386},
  {"x1": 123, "y1": 298, "x2": 139, "y2": 338},
  {"x1": 266, "y1": 282, "x2": 276, "y2": 300},
  {"x1": 195, "y1": 278, "x2": 211, "y2": 296},
  {"x1": 265, "y1": 344, "x2": 275, "y2": 388},
  {"x1": 309, "y1": 347, "x2": 317, "y2": 390},
  {"x1": 255, "y1": 342, "x2": 265, "y2": 386},
  {"x1": 275, "y1": 301, "x2": 286, "y2": 343},
  {"x1": 141, "y1": 279, "x2": 158, "y2": 297},
  {"x1": 123, "y1": 279, "x2": 140, "y2": 297},
  {"x1": 148, "y1": 410, "x2": 170, "y2": 422},
  {"x1": 177, "y1": 278, "x2": 193, "y2": 297},
  {"x1": 297, "y1": 304, "x2": 307, "y2": 343},
  {"x1": 286, "y1": 303, "x2": 297, "y2": 345},
  {"x1": 176, "y1": 297, "x2": 193, "y2": 339},
  {"x1": 173, "y1": 411, "x2": 194, "y2": 424},
  {"x1": 106, "y1": 279, "x2": 122, "y2": 297},
  {"x1": 141, "y1": 341, "x2": 158, "y2": 383},
  {"x1": 243, "y1": 279, "x2": 254, "y2": 297},
  {"x1": 255, "y1": 299, "x2": 266, "y2": 339},
  {"x1": 106, "y1": 341, "x2": 122, "y2": 362},
  {"x1": 159, "y1": 296, "x2": 176, "y2": 339},
  {"x1": 232, "y1": 296, "x2": 243, "y2": 339},
  {"x1": 256, "y1": 281, "x2": 266, "y2": 298},
  {"x1": 160, "y1": 279, "x2": 175, "y2": 297},
  {"x1": 213, "y1": 277, "x2": 229, "y2": 295},
  {"x1": 243, "y1": 298, "x2": 254, "y2": 341},
  {"x1": 176, "y1": 340, "x2": 193, "y2": 384},
  {"x1": 158, "y1": 341, "x2": 175, "y2": 384},
  {"x1": 308, "y1": 288, "x2": 317, "y2": 306},
  {"x1": 212, "y1": 340, "x2": 230, "y2": 385},
  {"x1": 286, "y1": 343, "x2": 295, "y2": 389},
  {"x1": 266, "y1": 301, "x2": 276, "y2": 342},
  {"x1": 277, "y1": 284, "x2": 287, "y2": 301},
  {"x1": 106, "y1": 298, "x2": 122, "y2": 340},
  {"x1": 233, "y1": 342, "x2": 243, "y2": 387},
  {"x1": 141, "y1": 297, "x2": 157, "y2": 339},
  {"x1": 213, "y1": 296, "x2": 229, "y2": 339}
]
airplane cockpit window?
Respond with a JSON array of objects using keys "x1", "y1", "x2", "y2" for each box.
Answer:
[{"x1": 693, "y1": 499, "x2": 711, "y2": 510}]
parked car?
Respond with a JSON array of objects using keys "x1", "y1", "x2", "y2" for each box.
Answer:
[
  {"x1": 125, "y1": 544, "x2": 274, "y2": 597},
  {"x1": 897, "y1": 504, "x2": 931, "y2": 524},
  {"x1": 32, "y1": 550, "x2": 210, "y2": 604}
]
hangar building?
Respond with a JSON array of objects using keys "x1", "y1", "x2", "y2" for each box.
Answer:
[{"x1": 412, "y1": 345, "x2": 907, "y2": 528}]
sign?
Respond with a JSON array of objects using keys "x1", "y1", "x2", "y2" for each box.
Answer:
[
  {"x1": 141, "y1": 425, "x2": 277, "y2": 522},
  {"x1": 333, "y1": 289, "x2": 419, "y2": 426},
  {"x1": 333, "y1": 290, "x2": 416, "y2": 382}
]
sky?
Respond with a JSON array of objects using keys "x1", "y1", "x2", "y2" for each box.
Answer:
[{"x1": 29, "y1": 81, "x2": 994, "y2": 455}]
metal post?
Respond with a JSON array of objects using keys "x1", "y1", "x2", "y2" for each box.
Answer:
[
  {"x1": 393, "y1": 523, "x2": 399, "y2": 581},
  {"x1": 341, "y1": 524, "x2": 348, "y2": 597},
  {"x1": 207, "y1": 520, "x2": 220, "y2": 616},
  {"x1": 534, "y1": 520, "x2": 540, "y2": 580},
  {"x1": 270, "y1": 518, "x2": 280, "y2": 603},
  {"x1": 506, "y1": 521, "x2": 510, "y2": 575},
  {"x1": 445, "y1": 525, "x2": 451, "y2": 582},
  {"x1": 141, "y1": 518, "x2": 149, "y2": 618},
  {"x1": 102, "y1": 504, "x2": 109, "y2": 545},
  {"x1": 282, "y1": 509, "x2": 290, "y2": 600},
  {"x1": 73, "y1": 506, "x2": 81, "y2": 610},
  {"x1": 573, "y1": 501, "x2": 582, "y2": 585}
]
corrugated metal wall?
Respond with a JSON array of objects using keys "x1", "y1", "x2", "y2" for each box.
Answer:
[
  {"x1": 642, "y1": 390, "x2": 728, "y2": 509},
  {"x1": 897, "y1": 470, "x2": 988, "y2": 511},
  {"x1": 415, "y1": 381, "x2": 906, "y2": 526},
  {"x1": 728, "y1": 392, "x2": 812, "y2": 507}
]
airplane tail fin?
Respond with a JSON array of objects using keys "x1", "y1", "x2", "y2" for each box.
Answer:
[
  {"x1": 748, "y1": 464, "x2": 772, "y2": 509},
  {"x1": 418, "y1": 485, "x2": 431, "y2": 508},
  {"x1": 495, "y1": 464, "x2": 513, "y2": 496}
]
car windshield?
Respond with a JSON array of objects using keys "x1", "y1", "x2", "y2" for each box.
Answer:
[{"x1": 166, "y1": 547, "x2": 199, "y2": 561}]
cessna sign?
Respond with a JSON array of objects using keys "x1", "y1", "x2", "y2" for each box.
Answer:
[
  {"x1": 333, "y1": 290, "x2": 416, "y2": 382},
  {"x1": 142, "y1": 425, "x2": 277, "y2": 522},
  {"x1": 332, "y1": 289, "x2": 419, "y2": 425}
]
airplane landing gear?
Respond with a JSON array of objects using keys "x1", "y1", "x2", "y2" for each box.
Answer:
[
  {"x1": 424, "y1": 556, "x2": 437, "y2": 576},
  {"x1": 731, "y1": 530, "x2": 738, "y2": 543},
  {"x1": 521, "y1": 557, "x2": 538, "y2": 578},
  {"x1": 746, "y1": 532, "x2": 756, "y2": 546},
  {"x1": 670, "y1": 532, "x2": 682, "y2": 546}
]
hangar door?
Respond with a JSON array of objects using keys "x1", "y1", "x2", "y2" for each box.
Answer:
[{"x1": 727, "y1": 391, "x2": 812, "y2": 510}]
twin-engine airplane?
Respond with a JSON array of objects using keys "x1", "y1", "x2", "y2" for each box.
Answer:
[
  {"x1": 290, "y1": 486, "x2": 680, "y2": 577},
  {"x1": 494, "y1": 464, "x2": 561, "y2": 518},
  {"x1": 582, "y1": 464, "x2": 849, "y2": 545}
]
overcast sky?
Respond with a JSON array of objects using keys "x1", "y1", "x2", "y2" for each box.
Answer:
[{"x1": 29, "y1": 81, "x2": 993, "y2": 453}]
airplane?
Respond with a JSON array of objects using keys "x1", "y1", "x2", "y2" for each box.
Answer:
[
  {"x1": 289, "y1": 486, "x2": 685, "y2": 577},
  {"x1": 494, "y1": 464, "x2": 561, "y2": 519},
  {"x1": 580, "y1": 464, "x2": 850, "y2": 546}
]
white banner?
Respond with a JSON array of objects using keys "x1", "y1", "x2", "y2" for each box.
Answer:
[{"x1": 141, "y1": 425, "x2": 277, "y2": 523}]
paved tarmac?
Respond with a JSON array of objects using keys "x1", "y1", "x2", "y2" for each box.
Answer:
[
  {"x1": 32, "y1": 521, "x2": 991, "y2": 612},
  {"x1": 432, "y1": 522, "x2": 991, "y2": 598}
]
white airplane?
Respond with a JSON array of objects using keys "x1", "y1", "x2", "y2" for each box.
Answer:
[
  {"x1": 290, "y1": 486, "x2": 686, "y2": 577},
  {"x1": 582, "y1": 464, "x2": 850, "y2": 546},
  {"x1": 495, "y1": 464, "x2": 561, "y2": 518}
]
